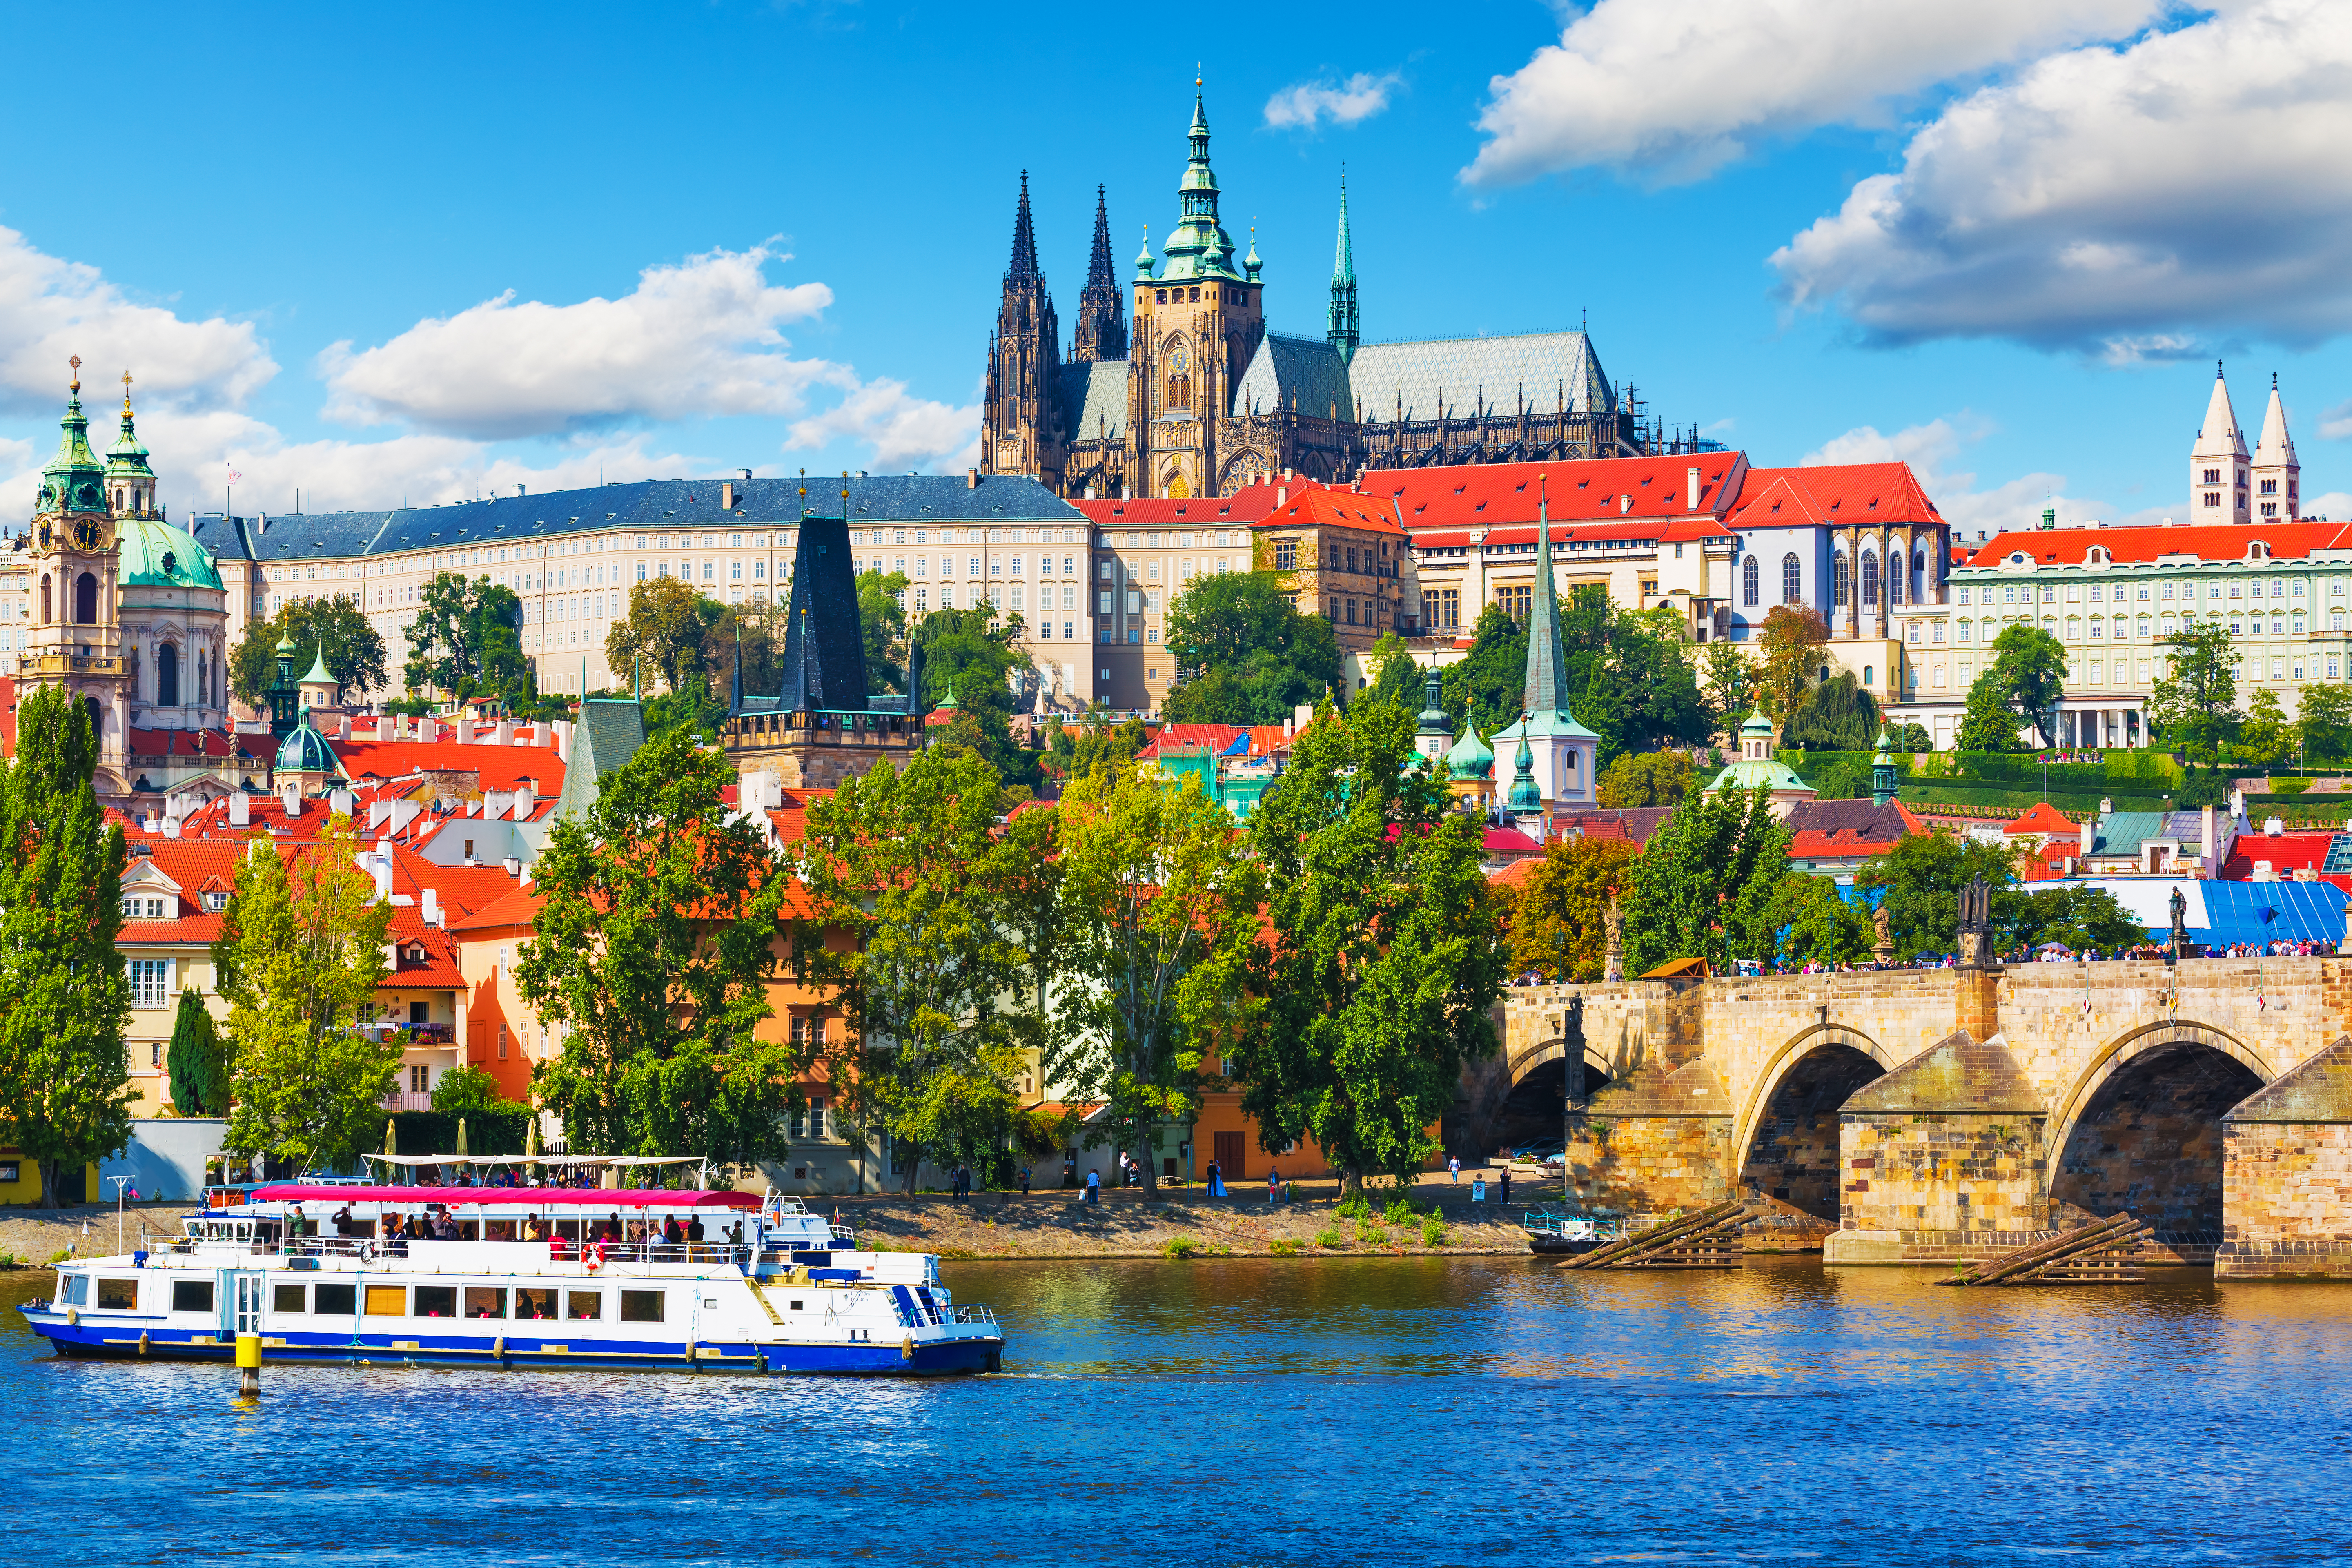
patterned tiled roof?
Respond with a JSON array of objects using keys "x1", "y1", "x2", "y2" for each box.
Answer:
[
  {"x1": 1348, "y1": 330, "x2": 1614, "y2": 424},
  {"x1": 1232, "y1": 334, "x2": 1356, "y2": 421},
  {"x1": 1062, "y1": 360, "x2": 1129, "y2": 443}
]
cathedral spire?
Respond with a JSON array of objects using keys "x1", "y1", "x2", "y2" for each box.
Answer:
[
  {"x1": 1522, "y1": 474, "x2": 1570, "y2": 717},
  {"x1": 1071, "y1": 184, "x2": 1128, "y2": 363},
  {"x1": 1329, "y1": 169, "x2": 1360, "y2": 365},
  {"x1": 1006, "y1": 170, "x2": 1041, "y2": 285},
  {"x1": 1162, "y1": 80, "x2": 1243, "y2": 282}
]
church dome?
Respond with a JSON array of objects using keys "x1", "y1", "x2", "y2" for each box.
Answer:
[
  {"x1": 1445, "y1": 724, "x2": 1494, "y2": 781},
  {"x1": 118, "y1": 516, "x2": 224, "y2": 590},
  {"x1": 275, "y1": 719, "x2": 337, "y2": 775}
]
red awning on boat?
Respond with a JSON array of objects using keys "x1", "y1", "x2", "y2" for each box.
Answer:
[{"x1": 246, "y1": 1184, "x2": 762, "y2": 1210}]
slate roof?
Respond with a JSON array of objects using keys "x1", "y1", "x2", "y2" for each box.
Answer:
[
  {"x1": 1233, "y1": 334, "x2": 1357, "y2": 421},
  {"x1": 1062, "y1": 360, "x2": 1129, "y2": 443},
  {"x1": 183, "y1": 474, "x2": 1082, "y2": 566},
  {"x1": 1782, "y1": 798, "x2": 1925, "y2": 859},
  {"x1": 555, "y1": 699, "x2": 646, "y2": 823}
]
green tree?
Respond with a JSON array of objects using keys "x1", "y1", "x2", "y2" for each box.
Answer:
[
  {"x1": 1700, "y1": 641, "x2": 1752, "y2": 739},
  {"x1": 1956, "y1": 674, "x2": 2023, "y2": 752},
  {"x1": 2009, "y1": 884, "x2": 2145, "y2": 954},
  {"x1": 1755, "y1": 606, "x2": 1830, "y2": 733},
  {"x1": 2238, "y1": 686, "x2": 2293, "y2": 766},
  {"x1": 0, "y1": 688, "x2": 134, "y2": 1207},
  {"x1": 1885, "y1": 721, "x2": 1934, "y2": 753},
  {"x1": 1057, "y1": 762, "x2": 1263, "y2": 1197},
  {"x1": 1506, "y1": 836, "x2": 1638, "y2": 982},
  {"x1": 1163, "y1": 572, "x2": 1343, "y2": 725},
  {"x1": 1439, "y1": 603, "x2": 1527, "y2": 737},
  {"x1": 1983, "y1": 624, "x2": 2068, "y2": 748},
  {"x1": 1050, "y1": 708, "x2": 1153, "y2": 786},
  {"x1": 1595, "y1": 750, "x2": 1693, "y2": 808},
  {"x1": 430, "y1": 1063, "x2": 530, "y2": 1117},
  {"x1": 794, "y1": 746, "x2": 1029, "y2": 1193},
  {"x1": 1783, "y1": 672, "x2": 1879, "y2": 751},
  {"x1": 914, "y1": 605, "x2": 1038, "y2": 785},
  {"x1": 1767, "y1": 874, "x2": 1872, "y2": 972},
  {"x1": 1361, "y1": 630, "x2": 1423, "y2": 711},
  {"x1": 165, "y1": 989, "x2": 227, "y2": 1117},
  {"x1": 2149, "y1": 620, "x2": 2241, "y2": 770},
  {"x1": 1577, "y1": 605, "x2": 1709, "y2": 764},
  {"x1": 2298, "y1": 682, "x2": 2352, "y2": 765},
  {"x1": 604, "y1": 576, "x2": 722, "y2": 699},
  {"x1": 405, "y1": 572, "x2": 528, "y2": 706},
  {"x1": 1621, "y1": 784, "x2": 1792, "y2": 975},
  {"x1": 216, "y1": 817, "x2": 401, "y2": 1173},
  {"x1": 229, "y1": 597, "x2": 388, "y2": 706},
  {"x1": 859, "y1": 568, "x2": 911, "y2": 694},
  {"x1": 1853, "y1": 831, "x2": 2018, "y2": 961},
  {"x1": 1228, "y1": 700, "x2": 1507, "y2": 1192},
  {"x1": 519, "y1": 727, "x2": 802, "y2": 1166}
]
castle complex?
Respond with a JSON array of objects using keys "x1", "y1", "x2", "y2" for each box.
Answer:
[{"x1": 981, "y1": 91, "x2": 1699, "y2": 501}]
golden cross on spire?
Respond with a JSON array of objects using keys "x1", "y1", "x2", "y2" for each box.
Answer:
[
  {"x1": 122, "y1": 369, "x2": 134, "y2": 413},
  {"x1": 68, "y1": 354, "x2": 81, "y2": 392}
]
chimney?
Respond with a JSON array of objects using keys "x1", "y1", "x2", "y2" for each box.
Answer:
[
  {"x1": 483, "y1": 788, "x2": 513, "y2": 821},
  {"x1": 721, "y1": 481, "x2": 735, "y2": 511},
  {"x1": 422, "y1": 886, "x2": 441, "y2": 928},
  {"x1": 2079, "y1": 813, "x2": 2094, "y2": 859},
  {"x1": 229, "y1": 793, "x2": 249, "y2": 827},
  {"x1": 452, "y1": 718, "x2": 468, "y2": 746},
  {"x1": 282, "y1": 781, "x2": 303, "y2": 818},
  {"x1": 1687, "y1": 465, "x2": 1701, "y2": 511},
  {"x1": 504, "y1": 855, "x2": 521, "y2": 877},
  {"x1": 967, "y1": 468, "x2": 980, "y2": 490},
  {"x1": 2204, "y1": 803, "x2": 2218, "y2": 861},
  {"x1": 161, "y1": 814, "x2": 181, "y2": 840},
  {"x1": 372, "y1": 840, "x2": 394, "y2": 902},
  {"x1": 494, "y1": 716, "x2": 515, "y2": 746},
  {"x1": 516, "y1": 483, "x2": 525, "y2": 498},
  {"x1": 330, "y1": 787, "x2": 355, "y2": 818},
  {"x1": 516, "y1": 782, "x2": 536, "y2": 819}
]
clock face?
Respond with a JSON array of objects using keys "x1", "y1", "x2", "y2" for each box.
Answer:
[
  {"x1": 1170, "y1": 343, "x2": 1189, "y2": 374},
  {"x1": 74, "y1": 519, "x2": 102, "y2": 550},
  {"x1": 35, "y1": 521, "x2": 52, "y2": 548}
]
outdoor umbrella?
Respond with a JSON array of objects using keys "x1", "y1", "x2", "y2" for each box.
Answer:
[{"x1": 456, "y1": 1117, "x2": 469, "y2": 1157}]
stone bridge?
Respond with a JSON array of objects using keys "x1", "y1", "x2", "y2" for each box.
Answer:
[{"x1": 1494, "y1": 960, "x2": 2352, "y2": 1278}]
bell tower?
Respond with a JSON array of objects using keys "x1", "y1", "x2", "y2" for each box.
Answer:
[
  {"x1": 106, "y1": 370, "x2": 161, "y2": 520},
  {"x1": 980, "y1": 172, "x2": 1065, "y2": 487},
  {"x1": 18, "y1": 358, "x2": 131, "y2": 798}
]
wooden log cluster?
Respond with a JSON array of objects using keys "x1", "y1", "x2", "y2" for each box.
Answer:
[
  {"x1": 1932, "y1": 1212, "x2": 2149, "y2": 1287},
  {"x1": 1559, "y1": 1200, "x2": 1752, "y2": 1271}
]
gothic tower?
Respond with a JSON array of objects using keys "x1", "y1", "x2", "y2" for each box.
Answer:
[
  {"x1": 2252, "y1": 372, "x2": 2300, "y2": 520},
  {"x1": 2190, "y1": 361, "x2": 2250, "y2": 522},
  {"x1": 1328, "y1": 173, "x2": 1360, "y2": 366},
  {"x1": 1071, "y1": 185, "x2": 1127, "y2": 364},
  {"x1": 18, "y1": 359, "x2": 131, "y2": 799},
  {"x1": 981, "y1": 172, "x2": 1065, "y2": 487},
  {"x1": 1129, "y1": 87, "x2": 1265, "y2": 499}
]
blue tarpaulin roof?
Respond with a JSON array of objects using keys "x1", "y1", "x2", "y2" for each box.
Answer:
[{"x1": 2038, "y1": 878, "x2": 2349, "y2": 947}]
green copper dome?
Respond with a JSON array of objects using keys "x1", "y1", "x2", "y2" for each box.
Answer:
[
  {"x1": 1445, "y1": 724, "x2": 1494, "y2": 781},
  {"x1": 1506, "y1": 734, "x2": 1542, "y2": 811},
  {"x1": 36, "y1": 374, "x2": 105, "y2": 516},
  {"x1": 301, "y1": 645, "x2": 335, "y2": 686},
  {"x1": 275, "y1": 716, "x2": 338, "y2": 775},
  {"x1": 117, "y1": 516, "x2": 224, "y2": 590}
]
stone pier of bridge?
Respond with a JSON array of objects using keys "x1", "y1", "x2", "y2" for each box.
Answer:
[{"x1": 1495, "y1": 960, "x2": 2352, "y2": 1278}]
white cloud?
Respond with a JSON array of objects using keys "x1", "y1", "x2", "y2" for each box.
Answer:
[
  {"x1": 2319, "y1": 399, "x2": 2352, "y2": 441},
  {"x1": 1801, "y1": 415, "x2": 2178, "y2": 538},
  {"x1": 1463, "y1": 0, "x2": 2158, "y2": 187},
  {"x1": 0, "y1": 225, "x2": 276, "y2": 414},
  {"x1": 1264, "y1": 71, "x2": 1403, "y2": 132},
  {"x1": 318, "y1": 243, "x2": 847, "y2": 439},
  {"x1": 1771, "y1": 0, "x2": 2352, "y2": 351},
  {"x1": 785, "y1": 379, "x2": 980, "y2": 472},
  {"x1": 2305, "y1": 490, "x2": 2352, "y2": 521}
]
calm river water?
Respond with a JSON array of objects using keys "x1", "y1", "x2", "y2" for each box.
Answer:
[{"x1": 4, "y1": 1256, "x2": 2350, "y2": 1565}]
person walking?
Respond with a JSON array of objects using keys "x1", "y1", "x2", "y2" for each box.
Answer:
[
  {"x1": 1084, "y1": 1168, "x2": 1101, "y2": 1206},
  {"x1": 1266, "y1": 1166, "x2": 1281, "y2": 1205},
  {"x1": 1499, "y1": 1167, "x2": 1511, "y2": 1206},
  {"x1": 1019, "y1": 1165, "x2": 1031, "y2": 1196},
  {"x1": 1448, "y1": 1154, "x2": 1461, "y2": 1184}
]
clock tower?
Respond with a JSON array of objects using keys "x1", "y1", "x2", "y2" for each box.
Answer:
[{"x1": 18, "y1": 359, "x2": 132, "y2": 800}]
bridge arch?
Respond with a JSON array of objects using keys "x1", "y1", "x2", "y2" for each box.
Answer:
[
  {"x1": 1732, "y1": 1024, "x2": 1893, "y2": 1219},
  {"x1": 2045, "y1": 1020, "x2": 2273, "y2": 1239}
]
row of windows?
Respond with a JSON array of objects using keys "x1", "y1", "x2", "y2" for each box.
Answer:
[
  {"x1": 862, "y1": 556, "x2": 1079, "y2": 578},
  {"x1": 1959, "y1": 578, "x2": 2339, "y2": 605},
  {"x1": 1740, "y1": 554, "x2": 1804, "y2": 608}
]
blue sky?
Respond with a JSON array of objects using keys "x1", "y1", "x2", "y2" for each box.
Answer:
[{"x1": 3, "y1": 0, "x2": 2348, "y2": 537}]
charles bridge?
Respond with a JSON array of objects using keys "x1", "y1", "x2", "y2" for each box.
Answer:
[{"x1": 1472, "y1": 958, "x2": 2352, "y2": 1279}]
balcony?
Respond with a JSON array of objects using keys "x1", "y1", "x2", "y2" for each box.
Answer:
[{"x1": 13, "y1": 653, "x2": 125, "y2": 676}]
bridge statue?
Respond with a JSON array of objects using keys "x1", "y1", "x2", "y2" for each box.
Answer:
[
  {"x1": 1603, "y1": 896, "x2": 1625, "y2": 984},
  {"x1": 2170, "y1": 886, "x2": 2189, "y2": 966},
  {"x1": 1956, "y1": 875, "x2": 1994, "y2": 968},
  {"x1": 1871, "y1": 902, "x2": 1894, "y2": 967}
]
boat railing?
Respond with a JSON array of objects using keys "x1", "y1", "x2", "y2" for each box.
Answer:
[
  {"x1": 143, "y1": 1235, "x2": 761, "y2": 1267},
  {"x1": 1520, "y1": 1207, "x2": 1613, "y2": 1241},
  {"x1": 829, "y1": 1225, "x2": 856, "y2": 1248},
  {"x1": 950, "y1": 1304, "x2": 997, "y2": 1327}
]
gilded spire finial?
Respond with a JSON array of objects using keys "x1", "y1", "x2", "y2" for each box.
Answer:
[
  {"x1": 69, "y1": 354, "x2": 81, "y2": 393},
  {"x1": 122, "y1": 369, "x2": 133, "y2": 414}
]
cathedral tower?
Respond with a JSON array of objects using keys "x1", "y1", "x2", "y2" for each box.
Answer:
[
  {"x1": 981, "y1": 172, "x2": 1065, "y2": 486},
  {"x1": 2191, "y1": 362, "x2": 2250, "y2": 522},
  {"x1": 18, "y1": 359, "x2": 131, "y2": 797},
  {"x1": 1328, "y1": 173, "x2": 1359, "y2": 366},
  {"x1": 2252, "y1": 372, "x2": 2300, "y2": 520},
  {"x1": 1130, "y1": 87, "x2": 1264, "y2": 498},
  {"x1": 1071, "y1": 185, "x2": 1127, "y2": 364}
]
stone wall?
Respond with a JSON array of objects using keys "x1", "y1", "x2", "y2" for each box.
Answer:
[
  {"x1": 1563, "y1": 1060, "x2": 1730, "y2": 1217},
  {"x1": 2217, "y1": 1036, "x2": 2352, "y2": 1279}
]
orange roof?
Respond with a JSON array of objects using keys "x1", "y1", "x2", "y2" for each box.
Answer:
[
  {"x1": 1726, "y1": 463, "x2": 1943, "y2": 528},
  {"x1": 1071, "y1": 488, "x2": 1286, "y2": 528},
  {"x1": 2005, "y1": 802, "x2": 2080, "y2": 837},
  {"x1": 1367, "y1": 456, "x2": 1750, "y2": 525},
  {"x1": 1963, "y1": 519, "x2": 2352, "y2": 569},
  {"x1": 448, "y1": 882, "x2": 547, "y2": 933},
  {"x1": 1252, "y1": 486, "x2": 1404, "y2": 537}
]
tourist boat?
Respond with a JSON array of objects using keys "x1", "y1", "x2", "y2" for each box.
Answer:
[
  {"x1": 18, "y1": 1180, "x2": 1003, "y2": 1375},
  {"x1": 1520, "y1": 1207, "x2": 1623, "y2": 1255}
]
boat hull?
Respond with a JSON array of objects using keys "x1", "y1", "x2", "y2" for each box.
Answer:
[{"x1": 23, "y1": 1312, "x2": 1001, "y2": 1376}]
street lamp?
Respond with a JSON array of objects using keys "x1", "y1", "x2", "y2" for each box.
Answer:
[{"x1": 104, "y1": 1174, "x2": 136, "y2": 1256}]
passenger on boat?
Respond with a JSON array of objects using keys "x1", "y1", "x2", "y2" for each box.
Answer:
[
  {"x1": 432, "y1": 1210, "x2": 461, "y2": 1241},
  {"x1": 383, "y1": 1214, "x2": 410, "y2": 1255},
  {"x1": 599, "y1": 1213, "x2": 623, "y2": 1243},
  {"x1": 522, "y1": 1214, "x2": 544, "y2": 1241},
  {"x1": 686, "y1": 1216, "x2": 706, "y2": 1243},
  {"x1": 661, "y1": 1216, "x2": 685, "y2": 1246},
  {"x1": 332, "y1": 1204, "x2": 354, "y2": 1234},
  {"x1": 287, "y1": 1205, "x2": 310, "y2": 1238},
  {"x1": 549, "y1": 1231, "x2": 572, "y2": 1261}
]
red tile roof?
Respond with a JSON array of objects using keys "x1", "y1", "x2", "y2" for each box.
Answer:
[
  {"x1": 449, "y1": 883, "x2": 547, "y2": 933},
  {"x1": 1727, "y1": 463, "x2": 1943, "y2": 528},
  {"x1": 1366, "y1": 456, "x2": 1751, "y2": 524},
  {"x1": 1963, "y1": 519, "x2": 2352, "y2": 569},
  {"x1": 1253, "y1": 487, "x2": 1405, "y2": 536},
  {"x1": 1783, "y1": 799, "x2": 1927, "y2": 860},
  {"x1": 1072, "y1": 489, "x2": 1286, "y2": 528},
  {"x1": 1136, "y1": 723, "x2": 1293, "y2": 762},
  {"x1": 2005, "y1": 802, "x2": 2080, "y2": 838},
  {"x1": 2221, "y1": 833, "x2": 2341, "y2": 882}
]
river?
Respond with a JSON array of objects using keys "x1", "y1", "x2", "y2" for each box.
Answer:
[{"x1": 4, "y1": 1256, "x2": 2349, "y2": 1564}]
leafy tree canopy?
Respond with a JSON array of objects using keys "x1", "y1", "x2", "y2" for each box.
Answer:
[
  {"x1": 604, "y1": 577, "x2": 723, "y2": 701},
  {"x1": 1507, "y1": 835, "x2": 1638, "y2": 982},
  {"x1": 1983, "y1": 624, "x2": 2069, "y2": 748},
  {"x1": 405, "y1": 572, "x2": 530, "y2": 708},
  {"x1": 1596, "y1": 750, "x2": 1693, "y2": 808},
  {"x1": 1783, "y1": 672, "x2": 1879, "y2": 752},
  {"x1": 915, "y1": 605, "x2": 1039, "y2": 786},
  {"x1": 1957, "y1": 672, "x2": 2024, "y2": 752},
  {"x1": 2299, "y1": 682, "x2": 2352, "y2": 766},
  {"x1": 1621, "y1": 784, "x2": 1792, "y2": 976},
  {"x1": 1755, "y1": 606, "x2": 1830, "y2": 734},
  {"x1": 165, "y1": 989, "x2": 228, "y2": 1118},
  {"x1": 230, "y1": 598, "x2": 388, "y2": 706},
  {"x1": 1163, "y1": 572, "x2": 1344, "y2": 726}
]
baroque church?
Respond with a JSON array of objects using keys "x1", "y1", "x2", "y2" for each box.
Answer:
[{"x1": 981, "y1": 90, "x2": 1687, "y2": 501}]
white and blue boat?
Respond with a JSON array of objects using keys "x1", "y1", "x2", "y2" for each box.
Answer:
[{"x1": 19, "y1": 1182, "x2": 1002, "y2": 1375}]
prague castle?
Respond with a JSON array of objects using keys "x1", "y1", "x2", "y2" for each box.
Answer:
[{"x1": 981, "y1": 89, "x2": 1702, "y2": 501}]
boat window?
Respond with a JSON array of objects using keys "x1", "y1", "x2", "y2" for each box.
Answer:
[
  {"x1": 464, "y1": 1287, "x2": 506, "y2": 1319},
  {"x1": 273, "y1": 1284, "x2": 305, "y2": 1313},
  {"x1": 619, "y1": 1289, "x2": 665, "y2": 1324},
  {"x1": 415, "y1": 1285, "x2": 457, "y2": 1319},
  {"x1": 555, "y1": 1219, "x2": 583, "y2": 1242},
  {"x1": 171, "y1": 1279, "x2": 213, "y2": 1313},
  {"x1": 364, "y1": 1285, "x2": 406, "y2": 1317},
  {"x1": 60, "y1": 1274, "x2": 89, "y2": 1306},
  {"x1": 789, "y1": 1299, "x2": 804, "y2": 1312},
  {"x1": 514, "y1": 1287, "x2": 557, "y2": 1320},
  {"x1": 98, "y1": 1278, "x2": 138, "y2": 1310},
  {"x1": 485, "y1": 1221, "x2": 517, "y2": 1243},
  {"x1": 566, "y1": 1290, "x2": 602, "y2": 1321},
  {"x1": 317, "y1": 1283, "x2": 357, "y2": 1315}
]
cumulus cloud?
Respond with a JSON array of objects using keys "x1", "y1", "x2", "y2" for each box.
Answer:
[
  {"x1": 1463, "y1": 0, "x2": 2158, "y2": 187},
  {"x1": 1801, "y1": 415, "x2": 2176, "y2": 538},
  {"x1": 0, "y1": 225, "x2": 276, "y2": 414},
  {"x1": 318, "y1": 243, "x2": 846, "y2": 439},
  {"x1": 1264, "y1": 71, "x2": 1403, "y2": 132},
  {"x1": 785, "y1": 379, "x2": 980, "y2": 472},
  {"x1": 1772, "y1": 0, "x2": 2352, "y2": 352},
  {"x1": 2318, "y1": 399, "x2": 2352, "y2": 441}
]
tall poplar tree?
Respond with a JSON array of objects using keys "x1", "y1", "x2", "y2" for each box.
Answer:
[
  {"x1": 521, "y1": 727, "x2": 802, "y2": 1166},
  {"x1": 165, "y1": 988, "x2": 227, "y2": 1116},
  {"x1": 0, "y1": 687, "x2": 134, "y2": 1207},
  {"x1": 1228, "y1": 702, "x2": 1506, "y2": 1191},
  {"x1": 216, "y1": 817, "x2": 401, "y2": 1172}
]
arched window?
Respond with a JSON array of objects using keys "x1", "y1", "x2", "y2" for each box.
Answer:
[
  {"x1": 1862, "y1": 665, "x2": 1874, "y2": 686},
  {"x1": 1781, "y1": 553, "x2": 1801, "y2": 605},
  {"x1": 75, "y1": 572, "x2": 98, "y2": 624},
  {"x1": 1742, "y1": 555, "x2": 1759, "y2": 607},
  {"x1": 1832, "y1": 554, "x2": 1851, "y2": 608},
  {"x1": 157, "y1": 644, "x2": 180, "y2": 708},
  {"x1": 1860, "y1": 552, "x2": 1880, "y2": 607},
  {"x1": 39, "y1": 573, "x2": 51, "y2": 623},
  {"x1": 1913, "y1": 550, "x2": 1928, "y2": 603},
  {"x1": 1888, "y1": 553, "x2": 1904, "y2": 605},
  {"x1": 83, "y1": 697, "x2": 101, "y2": 739}
]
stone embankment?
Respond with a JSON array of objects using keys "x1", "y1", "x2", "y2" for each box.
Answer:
[{"x1": 0, "y1": 1205, "x2": 186, "y2": 1270}]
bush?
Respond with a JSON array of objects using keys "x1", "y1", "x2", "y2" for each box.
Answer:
[
  {"x1": 1355, "y1": 1218, "x2": 1388, "y2": 1245},
  {"x1": 1160, "y1": 1236, "x2": 1199, "y2": 1260},
  {"x1": 1382, "y1": 1195, "x2": 1417, "y2": 1225},
  {"x1": 1420, "y1": 1215, "x2": 1450, "y2": 1247},
  {"x1": 1334, "y1": 1193, "x2": 1371, "y2": 1220},
  {"x1": 1269, "y1": 1238, "x2": 1301, "y2": 1257},
  {"x1": 1315, "y1": 1225, "x2": 1345, "y2": 1248},
  {"x1": 2273, "y1": 777, "x2": 2312, "y2": 796}
]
